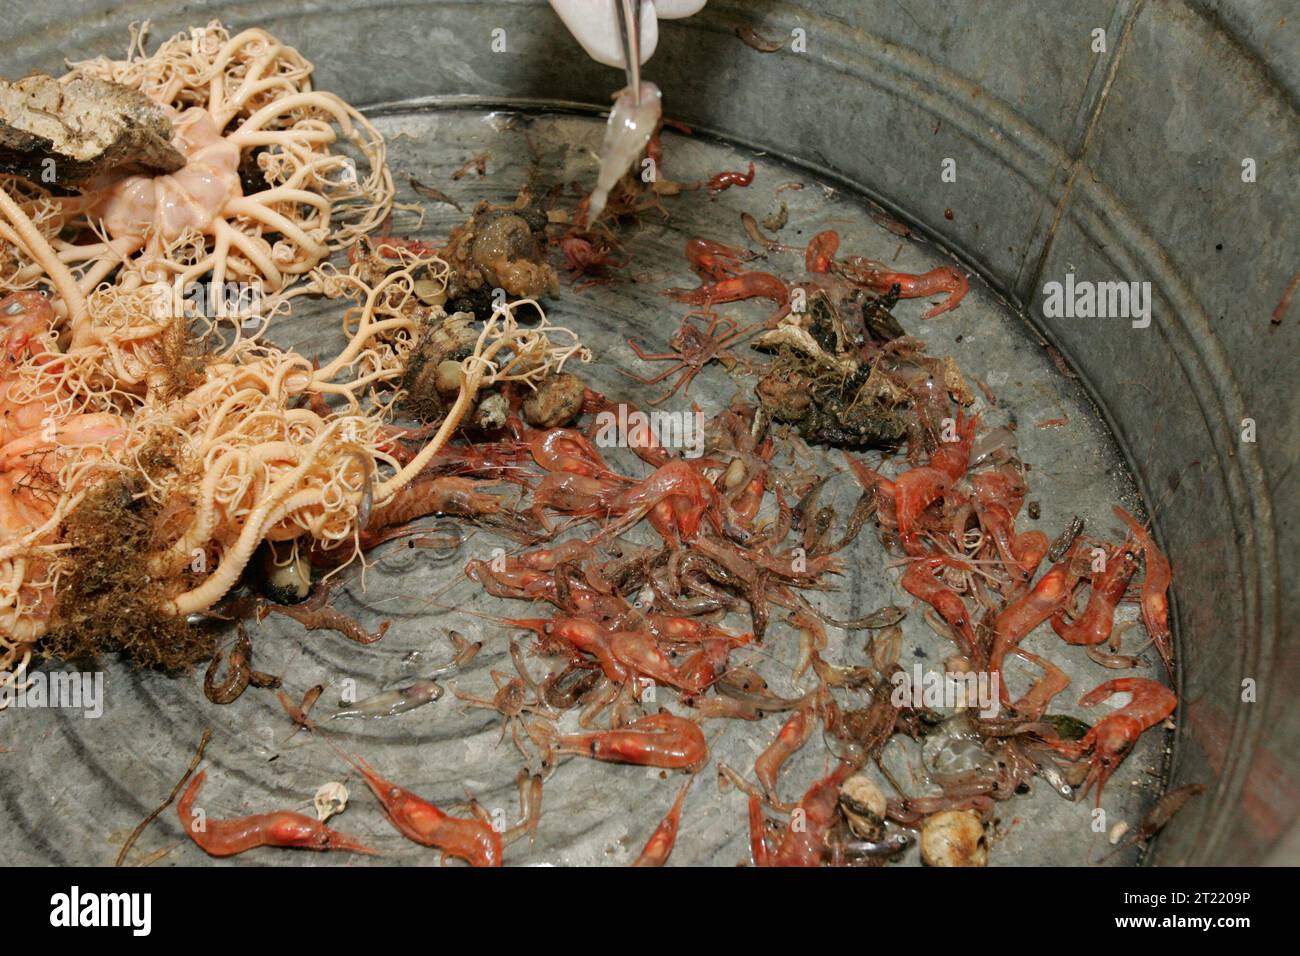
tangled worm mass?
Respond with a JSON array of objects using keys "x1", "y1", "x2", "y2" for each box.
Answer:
[{"x1": 0, "y1": 22, "x2": 586, "y2": 675}]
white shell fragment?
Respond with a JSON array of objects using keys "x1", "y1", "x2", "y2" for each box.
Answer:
[{"x1": 314, "y1": 781, "x2": 349, "y2": 822}]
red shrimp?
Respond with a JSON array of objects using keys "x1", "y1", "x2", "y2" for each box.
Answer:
[
  {"x1": 582, "y1": 388, "x2": 670, "y2": 467},
  {"x1": 805, "y1": 230, "x2": 840, "y2": 274},
  {"x1": 607, "y1": 630, "x2": 728, "y2": 695},
  {"x1": 529, "y1": 427, "x2": 627, "y2": 481},
  {"x1": 512, "y1": 540, "x2": 611, "y2": 592},
  {"x1": 643, "y1": 613, "x2": 752, "y2": 646},
  {"x1": 1051, "y1": 541, "x2": 1138, "y2": 646},
  {"x1": 754, "y1": 701, "x2": 817, "y2": 803},
  {"x1": 599, "y1": 459, "x2": 723, "y2": 542},
  {"x1": 464, "y1": 561, "x2": 551, "y2": 599},
  {"x1": 988, "y1": 541, "x2": 1085, "y2": 700},
  {"x1": 750, "y1": 761, "x2": 855, "y2": 867},
  {"x1": 1009, "y1": 649, "x2": 1070, "y2": 720},
  {"x1": 706, "y1": 161, "x2": 755, "y2": 194},
  {"x1": 528, "y1": 472, "x2": 622, "y2": 527},
  {"x1": 177, "y1": 769, "x2": 376, "y2": 858},
  {"x1": 977, "y1": 501, "x2": 1049, "y2": 584},
  {"x1": 840, "y1": 257, "x2": 969, "y2": 319},
  {"x1": 1054, "y1": 678, "x2": 1177, "y2": 806},
  {"x1": 971, "y1": 464, "x2": 1028, "y2": 517},
  {"x1": 632, "y1": 776, "x2": 694, "y2": 867},
  {"x1": 522, "y1": 616, "x2": 623, "y2": 681},
  {"x1": 664, "y1": 272, "x2": 790, "y2": 308},
  {"x1": 977, "y1": 501, "x2": 1025, "y2": 583},
  {"x1": 901, "y1": 554, "x2": 978, "y2": 659},
  {"x1": 1013, "y1": 531, "x2": 1051, "y2": 579},
  {"x1": 337, "y1": 750, "x2": 502, "y2": 866},
  {"x1": 889, "y1": 411, "x2": 978, "y2": 554},
  {"x1": 684, "y1": 237, "x2": 754, "y2": 280},
  {"x1": 1113, "y1": 506, "x2": 1174, "y2": 675},
  {"x1": 545, "y1": 711, "x2": 708, "y2": 772}
]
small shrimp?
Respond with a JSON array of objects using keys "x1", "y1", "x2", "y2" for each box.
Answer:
[
  {"x1": 1053, "y1": 677, "x2": 1177, "y2": 806},
  {"x1": 527, "y1": 472, "x2": 622, "y2": 528},
  {"x1": 888, "y1": 413, "x2": 978, "y2": 553},
  {"x1": 335, "y1": 748, "x2": 502, "y2": 866},
  {"x1": 716, "y1": 666, "x2": 806, "y2": 714},
  {"x1": 204, "y1": 625, "x2": 253, "y2": 705},
  {"x1": 608, "y1": 630, "x2": 730, "y2": 695},
  {"x1": 277, "y1": 685, "x2": 324, "y2": 737},
  {"x1": 789, "y1": 609, "x2": 828, "y2": 685},
  {"x1": 177, "y1": 769, "x2": 376, "y2": 858},
  {"x1": 529, "y1": 427, "x2": 625, "y2": 481},
  {"x1": 261, "y1": 579, "x2": 390, "y2": 645},
  {"x1": 1086, "y1": 621, "x2": 1151, "y2": 670},
  {"x1": 750, "y1": 761, "x2": 855, "y2": 867},
  {"x1": 839, "y1": 258, "x2": 969, "y2": 319},
  {"x1": 600, "y1": 459, "x2": 723, "y2": 543},
  {"x1": 684, "y1": 237, "x2": 755, "y2": 280},
  {"x1": 328, "y1": 679, "x2": 443, "y2": 720},
  {"x1": 901, "y1": 554, "x2": 978, "y2": 659},
  {"x1": 544, "y1": 711, "x2": 708, "y2": 772},
  {"x1": 632, "y1": 776, "x2": 695, "y2": 867},
  {"x1": 1051, "y1": 541, "x2": 1139, "y2": 646},
  {"x1": 1009, "y1": 649, "x2": 1071, "y2": 720},
  {"x1": 804, "y1": 230, "x2": 840, "y2": 274},
  {"x1": 707, "y1": 161, "x2": 756, "y2": 194},
  {"x1": 754, "y1": 701, "x2": 817, "y2": 803},
  {"x1": 542, "y1": 663, "x2": 603, "y2": 710},
  {"x1": 1113, "y1": 506, "x2": 1174, "y2": 675},
  {"x1": 664, "y1": 272, "x2": 789, "y2": 309},
  {"x1": 988, "y1": 541, "x2": 1085, "y2": 697}
]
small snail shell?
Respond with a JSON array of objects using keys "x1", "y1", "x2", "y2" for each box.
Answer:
[
  {"x1": 920, "y1": 809, "x2": 988, "y2": 867},
  {"x1": 839, "y1": 773, "x2": 887, "y2": 840}
]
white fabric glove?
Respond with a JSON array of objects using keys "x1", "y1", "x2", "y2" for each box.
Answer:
[{"x1": 548, "y1": 0, "x2": 708, "y2": 68}]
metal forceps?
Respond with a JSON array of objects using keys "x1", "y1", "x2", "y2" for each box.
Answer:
[{"x1": 614, "y1": 0, "x2": 642, "y2": 105}]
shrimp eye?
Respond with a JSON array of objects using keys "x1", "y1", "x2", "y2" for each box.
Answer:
[{"x1": 389, "y1": 787, "x2": 401, "y2": 799}]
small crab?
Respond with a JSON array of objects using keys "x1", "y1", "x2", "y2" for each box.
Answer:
[
  {"x1": 558, "y1": 232, "x2": 628, "y2": 289},
  {"x1": 623, "y1": 311, "x2": 757, "y2": 404},
  {"x1": 454, "y1": 641, "x2": 560, "y2": 759}
]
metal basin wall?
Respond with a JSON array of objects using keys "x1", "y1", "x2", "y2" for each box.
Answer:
[{"x1": 6, "y1": 0, "x2": 1296, "y2": 863}]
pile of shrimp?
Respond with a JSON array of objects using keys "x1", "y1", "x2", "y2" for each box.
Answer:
[
  {"x1": 0, "y1": 24, "x2": 1181, "y2": 864},
  {"x1": 264, "y1": 222, "x2": 1175, "y2": 866}
]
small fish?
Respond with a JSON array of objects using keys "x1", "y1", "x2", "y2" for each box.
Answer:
[
  {"x1": 735, "y1": 25, "x2": 784, "y2": 52},
  {"x1": 837, "y1": 831, "x2": 914, "y2": 859},
  {"x1": 329, "y1": 679, "x2": 443, "y2": 720},
  {"x1": 409, "y1": 177, "x2": 462, "y2": 211},
  {"x1": 1034, "y1": 755, "x2": 1076, "y2": 800}
]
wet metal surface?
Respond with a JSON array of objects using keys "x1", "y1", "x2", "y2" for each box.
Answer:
[{"x1": 0, "y1": 109, "x2": 1166, "y2": 866}]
